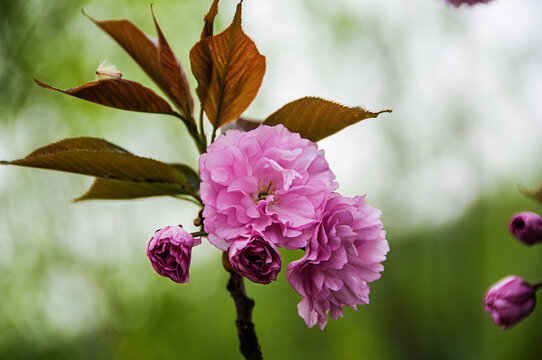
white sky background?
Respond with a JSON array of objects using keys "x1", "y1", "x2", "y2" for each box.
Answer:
[
  {"x1": 242, "y1": 0, "x2": 542, "y2": 227},
  {"x1": 1, "y1": 0, "x2": 542, "y2": 343}
]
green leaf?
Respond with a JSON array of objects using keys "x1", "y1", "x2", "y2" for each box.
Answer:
[
  {"x1": 74, "y1": 178, "x2": 190, "y2": 202},
  {"x1": 34, "y1": 79, "x2": 176, "y2": 115},
  {"x1": 8, "y1": 138, "x2": 191, "y2": 187},
  {"x1": 263, "y1": 97, "x2": 392, "y2": 142}
]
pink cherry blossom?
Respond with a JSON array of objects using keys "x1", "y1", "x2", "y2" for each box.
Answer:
[
  {"x1": 199, "y1": 124, "x2": 337, "y2": 251},
  {"x1": 287, "y1": 193, "x2": 389, "y2": 329}
]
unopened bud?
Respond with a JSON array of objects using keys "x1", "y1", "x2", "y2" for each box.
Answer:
[
  {"x1": 508, "y1": 212, "x2": 542, "y2": 246},
  {"x1": 484, "y1": 275, "x2": 536, "y2": 330},
  {"x1": 147, "y1": 225, "x2": 201, "y2": 284}
]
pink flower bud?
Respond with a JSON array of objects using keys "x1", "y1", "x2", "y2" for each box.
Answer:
[
  {"x1": 484, "y1": 275, "x2": 536, "y2": 330},
  {"x1": 508, "y1": 212, "x2": 542, "y2": 246},
  {"x1": 228, "y1": 232, "x2": 282, "y2": 284},
  {"x1": 445, "y1": 0, "x2": 493, "y2": 7},
  {"x1": 147, "y1": 226, "x2": 201, "y2": 284}
]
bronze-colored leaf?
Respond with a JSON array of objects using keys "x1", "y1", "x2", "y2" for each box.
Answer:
[
  {"x1": 221, "y1": 117, "x2": 262, "y2": 133},
  {"x1": 84, "y1": 11, "x2": 187, "y2": 113},
  {"x1": 75, "y1": 161, "x2": 200, "y2": 201},
  {"x1": 263, "y1": 97, "x2": 392, "y2": 142},
  {"x1": 24, "y1": 137, "x2": 131, "y2": 156},
  {"x1": 75, "y1": 178, "x2": 189, "y2": 201},
  {"x1": 34, "y1": 79, "x2": 175, "y2": 115},
  {"x1": 169, "y1": 163, "x2": 201, "y2": 192},
  {"x1": 9, "y1": 138, "x2": 191, "y2": 187},
  {"x1": 152, "y1": 7, "x2": 194, "y2": 118},
  {"x1": 201, "y1": 0, "x2": 220, "y2": 39},
  {"x1": 190, "y1": 2, "x2": 266, "y2": 129},
  {"x1": 84, "y1": 12, "x2": 167, "y2": 92},
  {"x1": 522, "y1": 184, "x2": 542, "y2": 205}
]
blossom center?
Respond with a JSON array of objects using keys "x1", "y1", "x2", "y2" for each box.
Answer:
[{"x1": 256, "y1": 182, "x2": 274, "y2": 201}]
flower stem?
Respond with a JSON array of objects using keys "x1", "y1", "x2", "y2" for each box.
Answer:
[
  {"x1": 210, "y1": 125, "x2": 218, "y2": 144},
  {"x1": 190, "y1": 230, "x2": 208, "y2": 237},
  {"x1": 226, "y1": 270, "x2": 263, "y2": 360},
  {"x1": 533, "y1": 281, "x2": 542, "y2": 291},
  {"x1": 198, "y1": 106, "x2": 207, "y2": 150},
  {"x1": 174, "y1": 112, "x2": 206, "y2": 154}
]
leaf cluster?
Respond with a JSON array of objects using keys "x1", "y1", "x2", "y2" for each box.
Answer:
[{"x1": 2, "y1": 0, "x2": 391, "y2": 204}]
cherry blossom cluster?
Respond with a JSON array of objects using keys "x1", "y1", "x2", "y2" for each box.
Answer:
[{"x1": 147, "y1": 125, "x2": 389, "y2": 329}]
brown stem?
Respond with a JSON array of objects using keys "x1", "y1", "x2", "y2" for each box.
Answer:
[{"x1": 224, "y1": 254, "x2": 263, "y2": 360}]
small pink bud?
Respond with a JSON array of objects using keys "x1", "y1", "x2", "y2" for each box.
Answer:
[
  {"x1": 508, "y1": 212, "x2": 542, "y2": 246},
  {"x1": 228, "y1": 232, "x2": 282, "y2": 284},
  {"x1": 484, "y1": 275, "x2": 536, "y2": 330},
  {"x1": 147, "y1": 226, "x2": 201, "y2": 284}
]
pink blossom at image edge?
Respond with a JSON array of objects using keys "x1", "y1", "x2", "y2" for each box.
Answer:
[
  {"x1": 446, "y1": 0, "x2": 494, "y2": 7},
  {"x1": 484, "y1": 275, "x2": 536, "y2": 329},
  {"x1": 508, "y1": 212, "x2": 542, "y2": 246}
]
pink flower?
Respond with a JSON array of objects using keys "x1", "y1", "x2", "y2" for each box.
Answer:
[
  {"x1": 199, "y1": 124, "x2": 337, "y2": 251},
  {"x1": 229, "y1": 231, "x2": 282, "y2": 284},
  {"x1": 508, "y1": 212, "x2": 542, "y2": 246},
  {"x1": 445, "y1": 0, "x2": 493, "y2": 6},
  {"x1": 287, "y1": 193, "x2": 389, "y2": 329},
  {"x1": 484, "y1": 275, "x2": 536, "y2": 330},
  {"x1": 147, "y1": 226, "x2": 201, "y2": 284}
]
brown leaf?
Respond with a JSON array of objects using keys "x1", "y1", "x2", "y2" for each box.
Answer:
[
  {"x1": 85, "y1": 10, "x2": 191, "y2": 115},
  {"x1": 23, "y1": 137, "x2": 131, "y2": 156},
  {"x1": 151, "y1": 7, "x2": 194, "y2": 118},
  {"x1": 74, "y1": 178, "x2": 189, "y2": 201},
  {"x1": 84, "y1": 12, "x2": 168, "y2": 94},
  {"x1": 221, "y1": 117, "x2": 262, "y2": 133},
  {"x1": 201, "y1": 0, "x2": 220, "y2": 39},
  {"x1": 169, "y1": 163, "x2": 201, "y2": 192},
  {"x1": 9, "y1": 138, "x2": 191, "y2": 188},
  {"x1": 263, "y1": 97, "x2": 392, "y2": 142},
  {"x1": 190, "y1": 2, "x2": 266, "y2": 129},
  {"x1": 521, "y1": 184, "x2": 542, "y2": 205},
  {"x1": 34, "y1": 78, "x2": 175, "y2": 115},
  {"x1": 75, "y1": 162, "x2": 200, "y2": 202}
]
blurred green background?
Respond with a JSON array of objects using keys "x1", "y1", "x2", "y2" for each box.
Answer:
[{"x1": 1, "y1": 0, "x2": 542, "y2": 359}]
